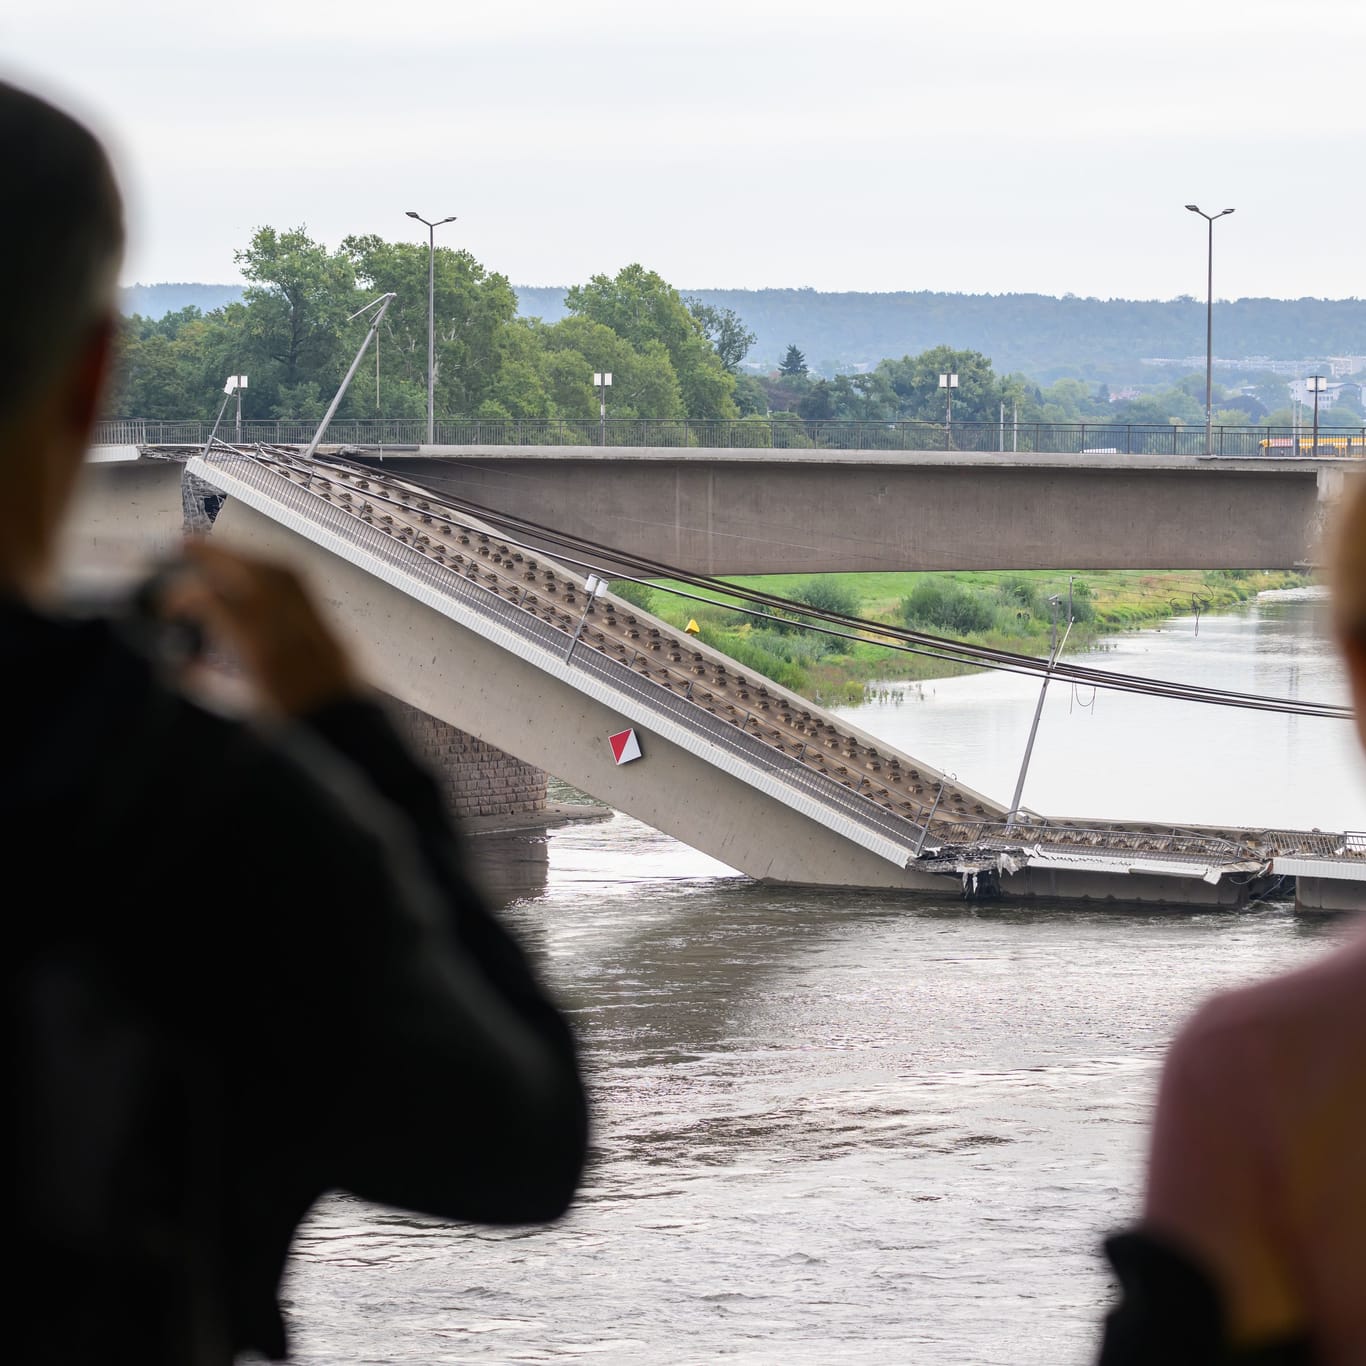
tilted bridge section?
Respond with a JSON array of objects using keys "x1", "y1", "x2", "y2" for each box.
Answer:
[{"x1": 189, "y1": 446, "x2": 1365, "y2": 909}]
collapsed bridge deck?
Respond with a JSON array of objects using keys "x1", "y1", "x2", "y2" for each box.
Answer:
[{"x1": 188, "y1": 446, "x2": 1364, "y2": 910}]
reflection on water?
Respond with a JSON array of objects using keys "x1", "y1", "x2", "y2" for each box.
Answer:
[{"x1": 280, "y1": 597, "x2": 1363, "y2": 1365}]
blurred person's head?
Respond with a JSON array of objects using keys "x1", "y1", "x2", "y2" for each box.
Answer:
[
  {"x1": 0, "y1": 78, "x2": 124, "y2": 596},
  {"x1": 1333, "y1": 476, "x2": 1366, "y2": 753}
]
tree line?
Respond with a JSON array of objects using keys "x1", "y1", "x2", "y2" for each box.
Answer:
[
  {"x1": 110, "y1": 228, "x2": 757, "y2": 424},
  {"x1": 513, "y1": 285, "x2": 1366, "y2": 386},
  {"x1": 109, "y1": 228, "x2": 1362, "y2": 430}
]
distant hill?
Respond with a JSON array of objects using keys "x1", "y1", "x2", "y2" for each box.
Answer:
[
  {"x1": 122, "y1": 281, "x2": 1366, "y2": 384},
  {"x1": 515, "y1": 285, "x2": 1366, "y2": 383},
  {"x1": 121, "y1": 282, "x2": 244, "y2": 318}
]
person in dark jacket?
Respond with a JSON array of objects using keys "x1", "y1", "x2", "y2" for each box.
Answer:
[{"x1": 3, "y1": 79, "x2": 588, "y2": 1363}]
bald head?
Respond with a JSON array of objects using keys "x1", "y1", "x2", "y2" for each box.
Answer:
[{"x1": 0, "y1": 80, "x2": 123, "y2": 432}]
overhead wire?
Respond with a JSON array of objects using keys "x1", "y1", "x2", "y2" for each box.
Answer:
[{"x1": 297, "y1": 449, "x2": 1353, "y2": 723}]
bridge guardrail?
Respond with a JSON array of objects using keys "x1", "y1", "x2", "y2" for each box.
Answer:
[
  {"x1": 203, "y1": 450, "x2": 936, "y2": 863},
  {"x1": 929, "y1": 821, "x2": 1251, "y2": 862},
  {"x1": 102, "y1": 417, "x2": 1366, "y2": 457}
]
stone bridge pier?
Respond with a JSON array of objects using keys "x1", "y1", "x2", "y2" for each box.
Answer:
[{"x1": 387, "y1": 698, "x2": 549, "y2": 823}]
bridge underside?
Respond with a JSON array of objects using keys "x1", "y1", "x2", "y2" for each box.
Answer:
[{"x1": 365, "y1": 448, "x2": 1334, "y2": 574}]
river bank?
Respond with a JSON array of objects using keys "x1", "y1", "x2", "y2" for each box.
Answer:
[{"x1": 632, "y1": 568, "x2": 1313, "y2": 704}]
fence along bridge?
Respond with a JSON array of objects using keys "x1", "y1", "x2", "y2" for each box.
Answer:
[{"x1": 189, "y1": 444, "x2": 1365, "y2": 910}]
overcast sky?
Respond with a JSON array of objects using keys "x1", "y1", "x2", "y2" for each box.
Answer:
[{"x1": 4, "y1": 0, "x2": 1362, "y2": 299}]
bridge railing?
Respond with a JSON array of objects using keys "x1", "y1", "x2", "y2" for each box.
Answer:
[
  {"x1": 98, "y1": 417, "x2": 1366, "y2": 457},
  {"x1": 201, "y1": 449, "x2": 936, "y2": 863},
  {"x1": 928, "y1": 819, "x2": 1255, "y2": 862}
]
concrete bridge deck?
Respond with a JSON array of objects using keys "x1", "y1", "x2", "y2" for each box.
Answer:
[
  {"x1": 183, "y1": 446, "x2": 1363, "y2": 909},
  {"x1": 98, "y1": 442, "x2": 1361, "y2": 575}
]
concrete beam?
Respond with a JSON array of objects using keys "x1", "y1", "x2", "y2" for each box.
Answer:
[
  {"x1": 56, "y1": 458, "x2": 185, "y2": 593},
  {"x1": 368, "y1": 448, "x2": 1342, "y2": 574}
]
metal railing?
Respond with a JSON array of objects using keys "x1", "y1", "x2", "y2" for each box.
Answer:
[
  {"x1": 203, "y1": 449, "x2": 937, "y2": 862},
  {"x1": 99, "y1": 417, "x2": 1366, "y2": 458},
  {"x1": 925, "y1": 820, "x2": 1252, "y2": 863}
]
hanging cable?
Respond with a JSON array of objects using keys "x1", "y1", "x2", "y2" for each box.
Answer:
[{"x1": 283, "y1": 449, "x2": 1353, "y2": 723}]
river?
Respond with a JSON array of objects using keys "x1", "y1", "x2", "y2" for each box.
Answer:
[{"x1": 277, "y1": 593, "x2": 1364, "y2": 1365}]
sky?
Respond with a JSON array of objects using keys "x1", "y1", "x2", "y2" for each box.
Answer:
[{"x1": 3, "y1": 0, "x2": 1363, "y2": 300}]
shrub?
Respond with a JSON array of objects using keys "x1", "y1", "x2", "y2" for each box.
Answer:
[
  {"x1": 792, "y1": 575, "x2": 861, "y2": 618},
  {"x1": 608, "y1": 578, "x2": 657, "y2": 613},
  {"x1": 899, "y1": 577, "x2": 996, "y2": 635}
]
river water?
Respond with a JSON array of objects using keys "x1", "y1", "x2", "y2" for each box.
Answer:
[{"x1": 279, "y1": 593, "x2": 1364, "y2": 1365}]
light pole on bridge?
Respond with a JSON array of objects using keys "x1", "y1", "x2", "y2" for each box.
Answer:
[
  {"x1": 405, "y1": 209, "x2": 457, "y2": 445},
  {"x1": 1184, "y1": 204, "x2": 1235, "y2": 457},
  {"x1": 938, "y1": 372, "x2": 958, "y2": 449},
  {"x1": 594, "y1": 371, "x2": 612, "y2": 446},
  {"x1": 1306, "y1": 374, "x2": 1327, "y2": 456}
]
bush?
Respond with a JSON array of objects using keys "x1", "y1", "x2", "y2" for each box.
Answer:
[
  {"x1": 792, "y1": 575, "x2": 861, "y2": 618},
  {"x1": 899, "y1": 577, "x2": 996, "y2": 635},
  {"x1": 608, "y1": 578, "x2": 657, "y2": 613},
  {"x1": 995, "y1": 575, "x2": 1040, "y2": 615},
  {"x1": 747, "y1": 627, "x2": 831, "y2": 666}
]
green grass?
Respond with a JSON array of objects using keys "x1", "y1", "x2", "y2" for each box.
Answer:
[{"x1": 630, "y1": 568, "x2": 1313, "y2": 705}]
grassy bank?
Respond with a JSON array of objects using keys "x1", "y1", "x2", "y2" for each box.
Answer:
[{"x1": 616, "y1": 569, "x2": 1314, "y2": 706}]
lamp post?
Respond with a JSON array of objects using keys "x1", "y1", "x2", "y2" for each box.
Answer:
[
  {"x1": 1307, "y1": 374, "x2": 1327, "y2": 455},
  {"x1": 1184, "y1": 204, "x2": 1235, "y2": 456},
  {"x1": 593, "y1": 371, "x2": 612, "y2": 445},
  {"x1": 938, "y1": 372, "x2": 958, "y2": 449},
  {"x1": 223, "y1": 374, "x2": 247, "y2": 442},
  {"x1": 405, "y1": 210, "x2": 457, "y2": 445}
]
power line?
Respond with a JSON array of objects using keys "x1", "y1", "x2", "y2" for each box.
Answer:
[{"x1": 307, "y1": 451, "x2": 1353, "y2": 722}]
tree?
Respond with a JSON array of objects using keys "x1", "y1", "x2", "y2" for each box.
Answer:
[
  {"x1": 341, "y1": 234, "x2": 521, "y2": 419},
  {"x1": 779, "y1": 344, "x2": 808, "y2": 377},
  {"x1": 565, "y1": 265, "x2": 736, "y2": 418},
  {"x1": 234, "y1": 226, "x2": 358, "y2": 413},
  {"x1": 684, "y1": 297, "x2": 757, "y2": 373},
  {"x1": 875, "y1": 346, "x2": 1005, "y2": 424},
  {"x1": 732, "y1": 373, "x2": 769, "y2": 417}
]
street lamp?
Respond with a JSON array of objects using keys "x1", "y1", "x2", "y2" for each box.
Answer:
[
  {"x1": 938, "y1": 372, "x2": 958, "y2": 448},
  {"x1": 1185, "y1": 204, "x2": 1235, "y2": 456},
  {"x1": 223, "y1": 373, "x2": 247, "y2": 443},
  {"x1": 1306, "y1": 374, "x2": 1327, "y2": 455},
  {"x1": 405, "y1": 210, "x2": 457, "y2": 445},
  {"x1": 593, "y1": 371, "x2": 612, "y2": 446}
]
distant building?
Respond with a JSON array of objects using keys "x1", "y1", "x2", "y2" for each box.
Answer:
[{"x1": 1290, "y1": 378, "x2": 1364, "y2": 411}]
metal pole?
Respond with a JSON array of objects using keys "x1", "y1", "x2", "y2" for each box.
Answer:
[
  {"x1": 1312, "y1": 376, "x2": 1321, "y2": 455},
  {"x1": 1205, "y1": 214, "x2": 1214, "y2": 457},
  {"x1": 1007, "y1": 595, "x2": 1067, "y2": 826},
  {"x1": 405, "y1": 211, "x2": 456, "y2": 445},
  {"x1": 303, "y1": 294, "x2": 396, "y2": 461},
  {"x1": 426, "y1": 222, "x2": 435, "y2": 445},
  {"x1": 599, "y1": 376, "x2": 606, "y2": 447},
  {"x1": 234, "y1": 384, "x2": 242, "y2": 443},
  {"x1": 1185, "y1": 205, "x2": 1233, "y2": 457}
]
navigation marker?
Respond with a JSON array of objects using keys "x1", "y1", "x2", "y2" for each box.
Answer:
[{"x1": 609, "y1": 728, "x2": 642, "y2": 765}]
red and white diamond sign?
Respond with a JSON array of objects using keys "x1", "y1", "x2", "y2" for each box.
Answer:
[{"x1": 608, "y1": 728, "x2": 642, "y2": 765}]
